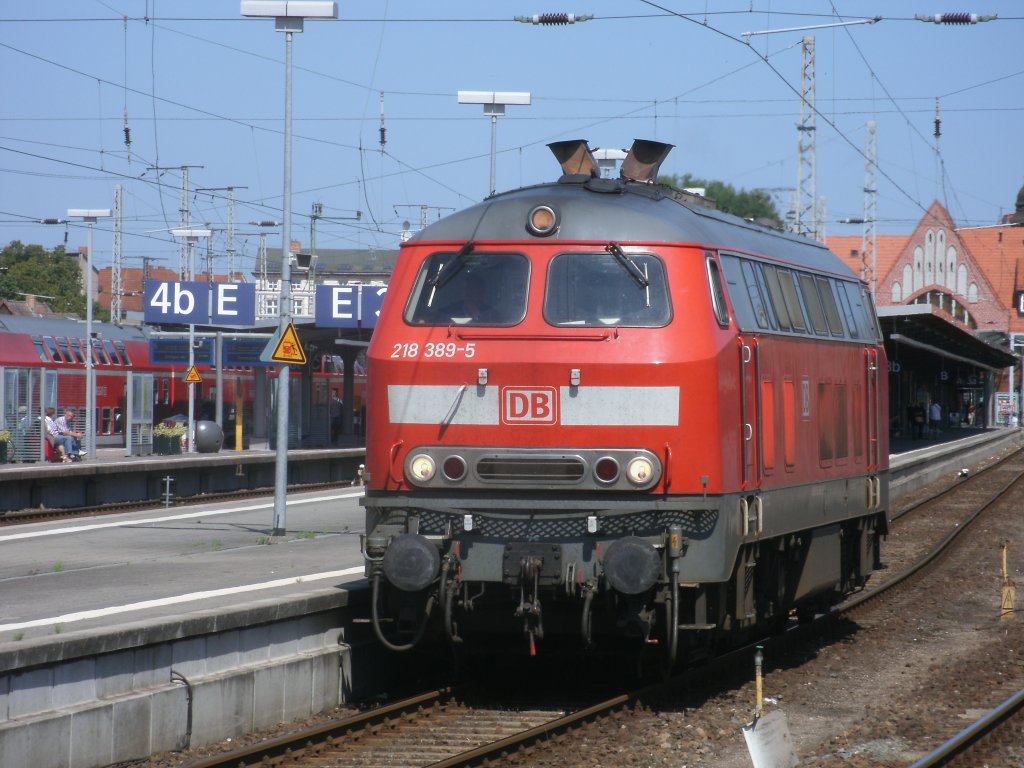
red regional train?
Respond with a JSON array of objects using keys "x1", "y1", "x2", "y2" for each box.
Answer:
[
  {"x1": 0, "y1": 315, "x2": 365, "y2": 456},
  {"x1": 361, "y1": 139, "x2": 889, "y2": 667}
]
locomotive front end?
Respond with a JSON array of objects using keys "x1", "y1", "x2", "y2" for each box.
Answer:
[{"x1": 360, "y1": 141, "x2": 724, "y2": 660}]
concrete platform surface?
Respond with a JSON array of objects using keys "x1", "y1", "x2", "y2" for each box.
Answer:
[{"x1": 0, "y1": 486, "x2": 368, "y2": 652}]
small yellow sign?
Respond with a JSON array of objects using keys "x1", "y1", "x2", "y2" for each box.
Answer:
[
  {"x1": 184, "y1": 365, "x2": 203, "y2": 383},
  {"x1": 270, "y1": 321, "x2": 307, "y2": 365}
]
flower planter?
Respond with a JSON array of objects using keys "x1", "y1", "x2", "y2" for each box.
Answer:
[
  {"x1": 153, "y1": 435, "x2": 182, "y2": 455},
  {"x1": 0, "y1": 441, "x2": 7, "y2": 464}
]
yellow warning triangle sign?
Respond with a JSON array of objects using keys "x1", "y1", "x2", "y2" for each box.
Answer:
[
  {"x1": 184, "y1": 365, "x2": 203, "y2": 383},
  {"x1": 269, "y1": 321, "x2": 307, "y2": 365}
]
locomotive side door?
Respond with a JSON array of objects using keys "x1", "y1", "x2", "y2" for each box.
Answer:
[{"x1": 739, "y1": 335, "x2": 761, "y2": 489}]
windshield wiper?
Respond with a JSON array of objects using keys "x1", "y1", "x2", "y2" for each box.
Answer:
[
  {"x1": 429, "y1": 241, "x2": 476, "y2": 289},
  {"x1": 606, "y1": 242, "x2": 649, "y2": 288}
]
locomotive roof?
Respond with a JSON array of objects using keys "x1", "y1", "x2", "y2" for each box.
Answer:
[
  {"x1": 0, "y1": 315, "x2": 149, "y2": 341},
  {"x1": 409, "y1": 175, "x2": 859, "y2": 281}
]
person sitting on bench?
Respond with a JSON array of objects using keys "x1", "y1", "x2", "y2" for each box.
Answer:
[
  {"x1": 44, "y1": 407, "x2": 68, "y2": 463},
  {"x1": 54, "y1": 407, "x2": 84, "y2": 461}
]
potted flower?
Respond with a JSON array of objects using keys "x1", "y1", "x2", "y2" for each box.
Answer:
[
  {"x1": 0, "y1": 429, "x2": 9, "y2": 463},
  {"x1": 153, "y1": 422, "x2": 186, "y2": 455}
]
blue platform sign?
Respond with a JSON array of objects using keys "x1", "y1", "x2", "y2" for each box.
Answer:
[
  {"x1": 144, "y1": 281, "x2": 256, "y2": 326},
  {"x1": 149, "y1": 337, "x2": 215, "y2": 365},
  {"x1": 315, "y1": 284, "x2": 385, "y2": 328}
]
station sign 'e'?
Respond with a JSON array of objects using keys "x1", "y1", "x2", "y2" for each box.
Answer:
[
  {"x1": 1017, "y1": 290, "x2": 1024, "y2": 316},
  {"x1": 144, "y1": 281, "x2": 256, "y2": 325},
  {"x1": 314, "y1": 284, "x2": 386, "y2": 328}
]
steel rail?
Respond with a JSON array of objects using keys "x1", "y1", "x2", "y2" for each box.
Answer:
[
  {"x1": 182, "y1": 687, "x2": 456, "y2": 768},
  {"x1": 839, "y1": 452, "x2": 1024, "y2": 615},
  {"x1": 907, "y1": 686, "x2": 1024, "y2": 767}
]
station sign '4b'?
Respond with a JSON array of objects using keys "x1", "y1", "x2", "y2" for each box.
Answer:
[{"x1": 144, "y1": 281, "x2": 257, "y2": 325}]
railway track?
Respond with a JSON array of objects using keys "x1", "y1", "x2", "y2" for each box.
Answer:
[{"x1": 140, "y1": 447, "x2": 1024, "y2": 768}]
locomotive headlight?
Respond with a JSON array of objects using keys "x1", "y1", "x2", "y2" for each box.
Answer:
[
  {"x1": 626, "y1": 457, "x2": 655, "y2": 485},
  {"x1": 409, "y1": 454, "x2": 436, "y2": 482},
  {"x1": 526, "y1": 204, "x2": 559, "y2": 236}
]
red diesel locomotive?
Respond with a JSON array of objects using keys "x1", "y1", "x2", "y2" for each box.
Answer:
[{"x1": 361, "y1": 139, "x2": 889, "y2": 665}]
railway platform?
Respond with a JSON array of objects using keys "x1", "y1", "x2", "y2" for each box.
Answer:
[
  {"x1": 0, "y1": 436, "x2": 367, "y2": 514},
  {"x1": 0, "y1": 427, "x2": 1021, "y2": 768}
]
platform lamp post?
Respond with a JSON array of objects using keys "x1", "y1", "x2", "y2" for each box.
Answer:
[
  {"x1": 42, "y1": 209, "x2": 110, "y2": 458},
  {"x1": 242, "y1": 0, "x2": 338, "y2": 537},
  {"x1": 171, "y1": 228, "x2": 211, "y2": 453},
  {"x1": 457, "y1": 91, "x2": 531, "y2": 197}
]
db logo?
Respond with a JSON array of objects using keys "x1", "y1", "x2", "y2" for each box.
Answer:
[{"x1": 502, "y1": 387, "x2": 557, "y2": 425}]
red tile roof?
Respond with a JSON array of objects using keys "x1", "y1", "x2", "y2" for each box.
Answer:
[{"x1": 827, "y1": 201, "x2": 1024, "y2": 334}]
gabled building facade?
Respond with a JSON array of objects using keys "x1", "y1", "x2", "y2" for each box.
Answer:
[{"x1": 827, "y1": 186, "x2": 1024, "y2": 427}]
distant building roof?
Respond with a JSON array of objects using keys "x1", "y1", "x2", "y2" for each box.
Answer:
[{"x1": 0, "y1": 297, "x2": 68, "y2": 317}]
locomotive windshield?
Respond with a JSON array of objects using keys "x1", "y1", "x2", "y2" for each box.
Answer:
[
  {"x1": 544, "y1": 251, "x2": 671, "y2": 327},
  {"x1": 405, "y1": 251, "x2": 529, "y2": 326}
]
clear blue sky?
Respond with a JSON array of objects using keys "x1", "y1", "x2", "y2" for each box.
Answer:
[{"x1": 2, "y1": 1, "x2": 1022, "y2": 275}]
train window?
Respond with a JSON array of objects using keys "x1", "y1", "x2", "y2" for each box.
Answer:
[
  {"x1": 104, "y1": 340, "x2": 122, "y2": 365},
  {"x1": 114, "y1": 341, "x2": 132, "y2": 366},
  {"x1": 740, "y1": 263, "x2": 771, "y2": 329},
  {"x1": 798, "y1": 273, "x2": 829, "y2": 336},
  {"x1": 43, "y1": 336, "x2": 63, "y2": 362},
  {"x1": 776, "y1": 269, "x2": 807, "y2": 332},
  {"x1": 839, "y1": 282, "x2": 880, "y2": 341},
  {"x1": 545, "y1": 251, "x2": 671, "y2": 327},
  {"x1": 860, "y1": 287, "x2": 882, "y2": 341},
  {"x1": 64, "y1": 338, "x2": 85, "y2": 364},
  {"x1": 718, "y1": 255, "x2": 762, "y2": 331},
  {"x1": 705, "y1": 255, "x2": 730, "y2": 327},
  {"x1": 835, "y1": 283, "x2": 860, "y2": 339},
  {"x1": 406, "y1": 251, "x2": 530, "y2": 327},
  {"x1": 30, "y1": 335, "x2": 49, "y2": 362},
  {"x1": 816, "y1": 277, "x2": 846, "y2": 337},
  {"x1": 92, "y1": 338, "x2": 110, "y2": 365},
  {"x1": 56, "y1": 337, "x2": 75, "y2": 364},
  {"x1": 760, "y1": 266, "x2": 792, "y2": 332}
]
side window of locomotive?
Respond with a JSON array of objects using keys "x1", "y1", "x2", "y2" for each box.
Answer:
[
  {"x1": 840, "y1": 282, "x2": 878, "y2": 341},
  {"x1": 405, "y1": 252, "x2": 529, "y2": 327},
  {"x1": 835, "y1": 283, "x2": 860, "y2": 339},
  {"x1": 816, "y1": 277, "x2": 846, "y2": 337},
  {"x1": 760, "y1": 266, "x2": 792, "y2": 332},
  {"x1": 718, "y1": 255, "x2": 759, "y2": 330},
  {"x1": 798, "y1": 273, "x2": 830, "y2": 336},
  {"x1": 544, "y1": 251, "x2": 670, "y2": 327},
  {"x1": 776, "y1": 269, "x2": 808, "y2": 333},
  {"x1": 860, "y1": 287, "x2": 883, "y2": 341},
  {"x1": 705, "y1": 255, "x2": 730, "y2": 327}
]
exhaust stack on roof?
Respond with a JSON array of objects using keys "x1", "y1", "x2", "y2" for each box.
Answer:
[
  {"x1": 548, "y1": 140, "x2": 599, "y2": 178},
  {"x1": 620, "y1": 139, "x2": 674, "y2": 183}
]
